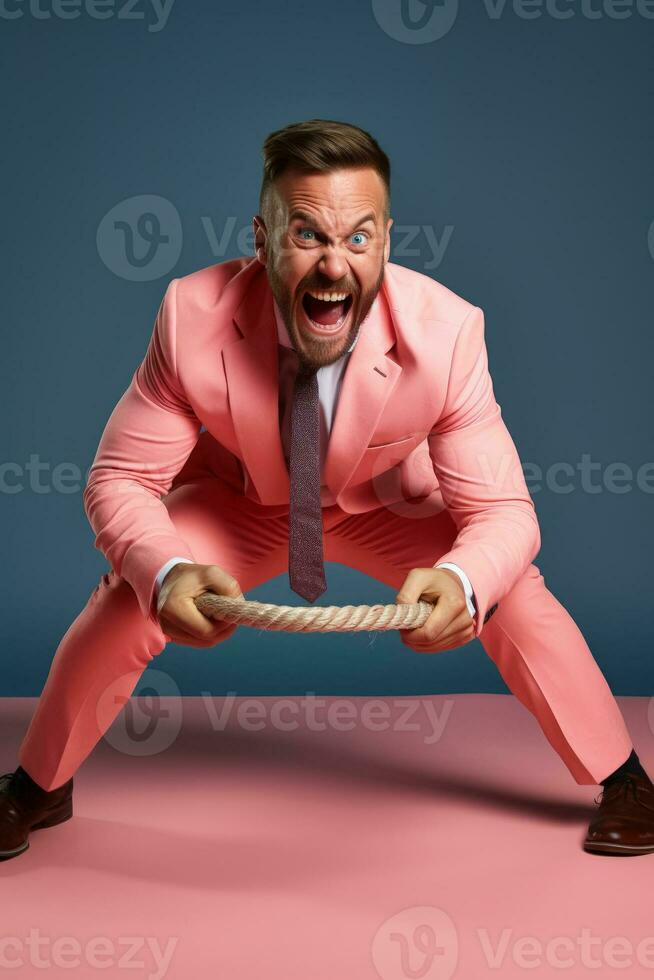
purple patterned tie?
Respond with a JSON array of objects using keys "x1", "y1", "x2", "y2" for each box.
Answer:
[{"x1": 288, "y1": 362, "x2": 327, "y2": 603}]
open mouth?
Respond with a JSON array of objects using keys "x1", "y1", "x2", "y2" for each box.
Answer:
[{"x1": 300, "y1": 289, "x2": 354, "y2": 336}]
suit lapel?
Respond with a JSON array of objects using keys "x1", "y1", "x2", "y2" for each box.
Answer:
[
  {"x1": 223, "y1": 265, "x2": 290, "y2": 504},
  {"x1": 223, "y1": 261, "x2": 403, "y2": 505},
  {"x1": 322, "y1": 280, "x2": 402, "y2": 498}
]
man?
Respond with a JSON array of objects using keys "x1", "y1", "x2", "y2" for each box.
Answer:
[{"x1": 2, "y1": 119, "x2": 652, "y2": 860}]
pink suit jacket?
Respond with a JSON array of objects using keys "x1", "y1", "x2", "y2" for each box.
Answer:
[{"x1": 83, "y1": 256, "x2": 541, "y2": 635}]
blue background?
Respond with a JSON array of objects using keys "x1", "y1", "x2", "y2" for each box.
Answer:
[{"x1": 2, "y1": 0, "x2": 652, "y2": 696}]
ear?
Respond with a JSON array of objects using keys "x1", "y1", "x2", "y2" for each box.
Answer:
[
  {"x1": 253, "y1": 215, "x2": 268, "y2": 265},
  {"x1": 383, "y1": 216, "x2": 393, "y2": 264}
]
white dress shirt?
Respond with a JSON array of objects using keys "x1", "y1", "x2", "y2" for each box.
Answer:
[{"x1": 154, "y1": 301, "x2": 477, "y2": 620}]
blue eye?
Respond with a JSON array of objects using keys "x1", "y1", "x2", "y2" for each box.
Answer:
[
  {"x1": 351, "y1": 232, "x2": 367, "y2": 246},
  {"x1": 299, "y1": 228, "x2": 316, "y2": 240}
]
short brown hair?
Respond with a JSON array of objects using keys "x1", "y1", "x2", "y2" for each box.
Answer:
[{"x1": 259, "y1": 118, "x2": 391, "y2": 220}]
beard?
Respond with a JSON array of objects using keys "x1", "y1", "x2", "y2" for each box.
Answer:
[{"x1": 266, "y1": 258, "x2": 386, "y2": 370}]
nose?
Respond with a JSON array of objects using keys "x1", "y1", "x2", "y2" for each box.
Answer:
[{"x1": 316, "y1": 247, "x2": 349, "y2": 283}]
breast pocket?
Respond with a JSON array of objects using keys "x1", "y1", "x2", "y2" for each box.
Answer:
[{"x1": 348, "y1": 434, "x2": 420, "y2": 487}]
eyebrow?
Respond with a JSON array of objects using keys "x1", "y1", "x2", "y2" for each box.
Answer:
[{"x1": 288, "y1": 209, "x2": 377, "y2": 235}]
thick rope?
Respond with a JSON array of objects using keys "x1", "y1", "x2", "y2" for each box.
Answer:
[{"x1": 194, "y1": 593, "x2": 434, "y2": 633}]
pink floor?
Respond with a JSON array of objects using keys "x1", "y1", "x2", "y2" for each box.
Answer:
[{"x1": 1, "y1": 693, "x2": 653, "y2": 979}]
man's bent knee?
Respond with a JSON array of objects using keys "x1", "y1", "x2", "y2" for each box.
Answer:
[{"x1": 91, "y1": 569, "x2": 168, "y2": 660}]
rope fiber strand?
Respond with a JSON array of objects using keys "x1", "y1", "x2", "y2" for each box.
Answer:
[{"x1": 194, "y1": 593, "x2": 435, "y2": 633}]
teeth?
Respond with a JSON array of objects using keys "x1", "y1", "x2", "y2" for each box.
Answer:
[{"x1": 306, "y1": 290, "x2": 350, "y2": 303}]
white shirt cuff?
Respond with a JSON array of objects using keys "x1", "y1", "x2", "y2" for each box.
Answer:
[
  {"x1": 154, "y1": 557, "x2": 195, "y2": 598},
  {"x1": 434, "y1": 562, "x2": 477, "y2": 619}
]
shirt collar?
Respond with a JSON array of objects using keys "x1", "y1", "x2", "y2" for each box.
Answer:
[{"x1": 273, "y1": 299, "x2": 359, "y2": 355}]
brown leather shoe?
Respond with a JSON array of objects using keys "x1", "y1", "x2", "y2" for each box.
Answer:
[
  {"x1": 0, "y1": 767, "x2": 73, "y2": 861},
  {"x1": 584, "y1": 772, "x2": 654, "y2": 855}
]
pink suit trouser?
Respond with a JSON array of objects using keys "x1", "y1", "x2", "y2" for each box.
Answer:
[{"x1": 19, "y1": 476, "x2": 632, "y2": 791}]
